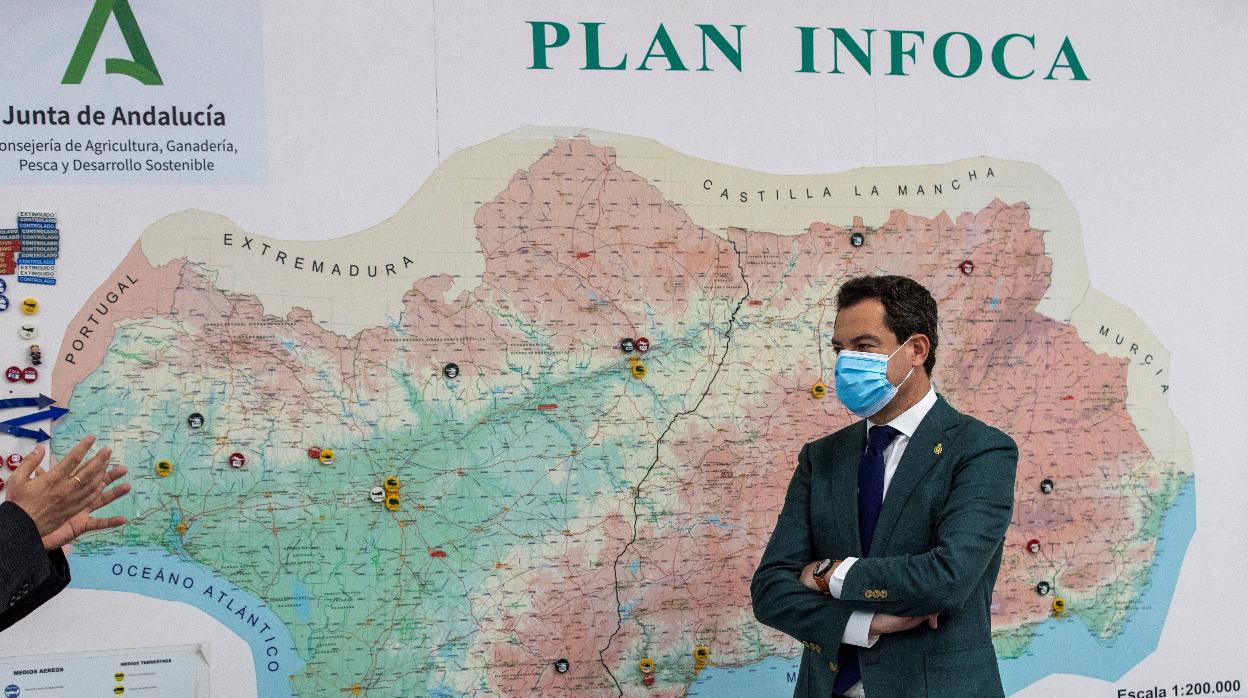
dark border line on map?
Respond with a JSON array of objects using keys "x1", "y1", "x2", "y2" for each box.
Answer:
[{"x1": 598, "y1": 237, "x2": 752, "y2": 696}]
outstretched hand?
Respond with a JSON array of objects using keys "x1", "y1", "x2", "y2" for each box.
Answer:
[{"x1": 5, "y1": 437, "x2": 131, "y2": 550}]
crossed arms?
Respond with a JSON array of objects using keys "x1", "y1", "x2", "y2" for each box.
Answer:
[{"x1": 750, "y1": 431, "x2": 1017, "y2": 645}]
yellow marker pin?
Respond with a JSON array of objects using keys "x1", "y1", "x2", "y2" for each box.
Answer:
[
  {"x1": 693, "y1": 645, "x2": 710, "y2": 671},
  {"x1": 385, "y1": 494, "x2": 401, "y2": 511},
  {"x1": 20, "y1": 298, "x2": 37, "y2": 315},
  {"x1": 933, "y1": 443, "x2": 943, "y2": 455},
  {"x1": 632, "y1": 362, "x2": 647, "y2": 379},
  {"x1": 811, "y1": 381, "x2": 827, "y2": 399},
  {"x1": 176, "y1": 521, "x2": 188, "y2": 535},
  {"x1": 1052, "y1": 597, "x2": 1066, "y2": 616},
  {"x1": 384, "y1": 476, "x2": 401, "y2": 492},
  {"x1": 155, "y1": 460, "x2": 173, "y2": 477},
  {"x1": 638, "y1": 658, "x2": 655, "y2": 674},
  {"x1": 114, "y1": 672, "x2": 124, "y2": 683},
  {"x1": 318, "y1": 448, "x2": 335, "y2": 465},
  {"x1": 351, "y1": 684, "x2": 362, "y2": 695}
]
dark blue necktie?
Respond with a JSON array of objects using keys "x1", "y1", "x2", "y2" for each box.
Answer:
[{"x1": 834, "y1": 424, "x2": 902, "y2": 695}]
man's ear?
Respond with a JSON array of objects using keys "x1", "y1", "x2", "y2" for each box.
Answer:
[{"x1": 910, "y1": 334, "x2": 931, "y2": 368}]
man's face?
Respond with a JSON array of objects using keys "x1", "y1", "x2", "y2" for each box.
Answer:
[{"x1": 831, "y1": 299, "x2": 911, "y2": 387}]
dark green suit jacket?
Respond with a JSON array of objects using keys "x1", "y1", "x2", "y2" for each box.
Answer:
[{"x1": 751, "y1": 395, "x2": 1017, "y2": 697}]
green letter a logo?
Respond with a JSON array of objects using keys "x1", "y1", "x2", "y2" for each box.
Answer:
[{"x1": 62, "y1": 0, "x2": 162, "y2": 85}]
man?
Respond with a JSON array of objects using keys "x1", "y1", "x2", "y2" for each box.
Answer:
[
  {"x1": 0, "y1": 436, "x2": 130, "y2": 631},
  {"x1": 751, "y1": 275, "x2": 1018, "y2": 697}
]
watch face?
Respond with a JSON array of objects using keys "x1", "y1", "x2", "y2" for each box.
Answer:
[{"x1": 814, "y1": 559, "x2": 833, "y2": 577}]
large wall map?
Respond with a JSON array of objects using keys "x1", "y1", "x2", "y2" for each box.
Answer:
[{"x1": 51, "y1": 131, "x2": 1193, "y2": 696}]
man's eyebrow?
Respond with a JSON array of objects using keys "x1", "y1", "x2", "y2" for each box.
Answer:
[{"x1": 832, "y1": 333, "x2": 882, "y2": 346}]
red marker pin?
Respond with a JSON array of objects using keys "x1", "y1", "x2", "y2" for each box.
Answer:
[
  {"x1": 228, "y1": 452, "x2": 246, "y2": 468},
  {"x1": 1027, "y1": 539, "x2": 1041, "y2": 554},
  {"x1": 307, "y1": 447, "x2": 322, "y2": 460},
  {"x1": 7, "y1": 454, "x2": 21, "y2": 470},
  {"x1": 21, "y1": 367, "x2": 37, "y2": 383},
  {"x1": 960, "y1": 260, "x2": 975, "y2": 275},
  {"x1": 635, "y1": 337, "x2": 650, "y2": 353},
  {"x1": 5, "y1": 367, "x2": 20, "y2": 382}
]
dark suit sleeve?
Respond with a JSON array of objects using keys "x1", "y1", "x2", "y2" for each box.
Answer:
[
  {"x1": 838, "y1": 429, "x2": 1018, "y2": 616},
  {"x1": 0, "y1": 501, "x2": 71, "y2": 632},
  {"x1": 751, "y1": 444, "x2": 854, "y2": 648}
]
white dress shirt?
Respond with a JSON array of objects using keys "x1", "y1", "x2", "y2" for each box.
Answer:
[{"x1": 827, "y1": 386, "x2": 938, "y2": 698}]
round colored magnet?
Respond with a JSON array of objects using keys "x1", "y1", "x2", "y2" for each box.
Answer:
[
  {"x1": 384, "y1": 476, "x2": 401, "y2": 492},
  {"x1": 155, "y1": 460, "x2": 173, "y2": 477},
  {"x1": 21, "y1": 367, "x2": 37, "y2": 383},
  {"x1": 17, "y1": 323, "x2": 36, "y2": 340},
  {"x1": 1052, "y1": 597, "x2": 1067, "y2": 615},
  {"x1": 960, "y1": 260, "x2": 975, "y2": 275},
  {"x1": 20, "y1": 298, "x2": 37, "y2": 315},
  {"x1": 635, "y1": 337, "x2": 650, "y2": 353},
  {"x1": 638, "y1": 658, "x2": 655, "y2": 674},
  {"x1": 850, "y1": 232, "x2": 865, "y2": 247},
  {"x1": 694, "y1": 645, "x2": 710, "y2": 662},
  {"x1": 5, "y1": 366, "x2": 21, "y2": 382},
  {"x1": 631, "y1": 362, "x2": 647, "y2": 379},
  {"x1": 187, "y1": 413, "x2": 205, "y2": 429},
  {"x1": 369, "y1": 487, "x2": 385, "y2": 503},
  {"x1": 811, "y1": 381, "x2": 827, "y2": 399},
  {"x1": 442, "y1": 363, "x2": 459, "y2": 379},
  {"x1": 0, "y1": 278, "x2": 6, "y2": 293},
  {"x1": 1027, "y1": 539, "x2": 1041, "y2": 554},
  {"x1": 307, "y1": 446, "x2": 322, "y2": 459},
  {"x1": 385, "y1": 494, "x2": 401, "y2": 511},
  {"x1": 643, "y1": 674, "x2": 655, "y2": 686},
  {"x1": 620, "y1": 338, "x2": 635, "y2": 353},
  {"x1": 1035, "y1": 581, "x2": 1051, "y2": 596},
  {"x1": 0, "y1": 296, "x2": 8, "y2": 312},
  {"x1": 554, "y1": 659, "x2": 569, "y2": 674},
  {"x1": 318, "y1": 448, "x2": 335, "y2": 465},
  {"x1": 7, "y1": 454, "x2": 21, "y2": 470},
  {"x1": 1040, "y1": 478, "x2": 1054, "y2": 494},
  {"x1": 228, "y1": 452, "x2": 246, "y2": 468}
]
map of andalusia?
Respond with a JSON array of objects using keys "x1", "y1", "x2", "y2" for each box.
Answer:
[{"x1": 52, "y1": 131, "x2": 1193, "y2": 697}]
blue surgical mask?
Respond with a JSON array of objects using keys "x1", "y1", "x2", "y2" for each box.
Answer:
[{"x1": 833, "y1": 338, "x2": 916, "y2": 418}]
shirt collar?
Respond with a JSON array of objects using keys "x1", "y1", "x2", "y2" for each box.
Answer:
[{"x1": 867, "y1": 386, "x2": 938, "y2": 439}]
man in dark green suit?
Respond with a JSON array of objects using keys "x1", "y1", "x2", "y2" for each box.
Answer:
[{"x1": 751, "y1": 275, "x2": 1018, "y2": 697}]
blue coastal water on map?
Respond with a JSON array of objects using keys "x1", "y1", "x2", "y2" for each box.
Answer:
[
  {"x1": 69, "y1": 547, "x2": 303, "y2": 698},
  {"x1": 690, "y1": 479, "x2": 1195, "y2": 697}
]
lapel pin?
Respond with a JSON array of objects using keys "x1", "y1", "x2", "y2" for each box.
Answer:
[{"x1": 933, "y1": 443, "x2": 943, "y2": 455}]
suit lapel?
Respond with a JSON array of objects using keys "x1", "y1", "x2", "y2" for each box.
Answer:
[
  {"x1": 828, "y1": 421, "x2": 868, "y2": 557},
  {"x1": 870, "y1": 395, "x2": 961, "y2": 555}
]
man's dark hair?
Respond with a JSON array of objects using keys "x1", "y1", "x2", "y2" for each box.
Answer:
[{"x1": 836, "y1": 275, "x2": 938, "y2": 375}]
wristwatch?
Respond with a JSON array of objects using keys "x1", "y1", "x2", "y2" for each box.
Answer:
[{"x1": 813, "y1": 558, "x2": 841, "y2": 594}]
